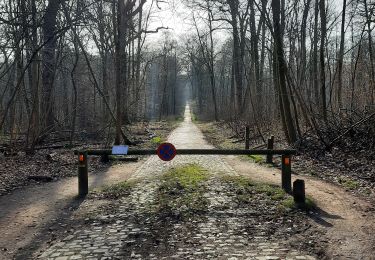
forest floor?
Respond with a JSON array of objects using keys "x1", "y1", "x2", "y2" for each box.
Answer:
[
  {"x1": 0, "y1": 120, "x2": 181, "y2": 197},
  {"x1": 0, "y1": 107, "x2": 374, "y2": 259}
]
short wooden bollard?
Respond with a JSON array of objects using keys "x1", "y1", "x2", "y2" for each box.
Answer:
[
  {"x1": 266, "y1": 136, "x2": 274, "y2": 163},
  {"x1": 100, "y1": 154, "x2": 110, "y2": 163},
  {"x1": 281, "y1": 155, "x2": 292, "y2": 193},
  {"x1": 293, "y1": 179, "x2": 306, "y2": 205},
  {"x1": 78, "y1": 151, "x2": 88, "y2": 197},
  {"x1": 245, "y1": 126, "x2": 250, "y2": 150}
]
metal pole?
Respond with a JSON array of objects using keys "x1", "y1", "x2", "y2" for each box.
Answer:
[
  {"x1": 78, "y1": 151, "x2": 88, "y2": 197},
  {"x1": 76, "y1": 149, "x2": 297, "y2": 156},
  {"x1": 266, "y1": 136, "x2": 275, "y2": 163},
  {"x1": 281, "y1": 155, "x2": 292, "y2": 193}
]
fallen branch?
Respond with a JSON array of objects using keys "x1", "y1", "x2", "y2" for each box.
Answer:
[
  {"x1": 34, "y1": 140, "x2": 106, "y2": 151},
  {"x1": 328, "y1": 112, "x2": 375, "y2": 149}
]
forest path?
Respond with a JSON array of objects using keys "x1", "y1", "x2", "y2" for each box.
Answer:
[
  {"x1": 1, "y1": 105, "x2": 373, "y2": 260},
  {"x1": 38, "y1": 105, "x2": 316, "y2": 260},
  {"x1": 226, "y1": 156, "x2": 375, "y2": 259},
  {"x1": 0, "y1": 155, "x2": 144, "y2": 260}
]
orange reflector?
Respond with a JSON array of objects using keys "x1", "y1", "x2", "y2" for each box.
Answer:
[
  {"x1": 79, "y1": 154, "x2": 84, "y2": 163},
  {"x1": 284, "y1": 157, "x2": 290, "y2": 165}
]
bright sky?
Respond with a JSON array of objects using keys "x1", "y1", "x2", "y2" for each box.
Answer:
[
  {"x1": 144, "y1": 0, "x2": 346, "y2": 48},
  {"x1": 144, "y1": 0, "x2": 232, "y2": 51},
  {"x1": 145, "y1": 0, "x2": 194, "y2": 45}
]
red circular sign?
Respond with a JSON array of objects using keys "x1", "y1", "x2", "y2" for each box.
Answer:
[{"x1": 157, "y1": 143, "x2": 177, "y2": 161}]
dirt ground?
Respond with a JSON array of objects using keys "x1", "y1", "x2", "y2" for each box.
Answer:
[
  {"x1": 0, "y1": 159, "x2": 145, "y2": 260},
  {"x1": 225, "y1": 156, "x2": 375, "y2": 259}
]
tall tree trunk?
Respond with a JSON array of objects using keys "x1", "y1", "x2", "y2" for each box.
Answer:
[
  {"x1": 337, "y1": 0, "x2": 347, "y2": 108},
  {"x1": 135, "y1": 4, "x2": 143, "y2": 117},
  {"x1": 319, "y1": 0, "x2": 327, "y2": 120},
  {"x1": 97, "y1": 0, "x2": 109, "y2": 123},
  {"x1": 363, "y1": 0, "x2": 375, "y2": 104},
  {"x1": 271, "y1": 0, "x2": 298, "y2": 143},
  {"x1": 70, "y1": 40, "x2": 79, "y2": 147},
  {"x1": 26, "y1": 0, "x2": 40, "y2": 152},
  {"x1": 41, "y1": 0, "x2": 62, "y2": 132},
  {"x1": 114, "y1": 0, "x2": 128, "y2": 144},
  {"x1": 208, "y1": 8, "x2": 218, "y2": 121},
  {"x1": 249, "y1": 0, "x2": 261, "y2": 116},
  {"x1": 312, "y1": 0, "x2": 320, "y2": 110},
  {"x1": 228, "y1": 0, "x2": 243, "y2": 114},
  {"x1": 298, "y1": 0, "x2": 311, "y2": 90}
]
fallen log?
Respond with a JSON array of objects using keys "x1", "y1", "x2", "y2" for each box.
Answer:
[{"x1": 27, "y1": 176, "x2": 54, "y2": 182}]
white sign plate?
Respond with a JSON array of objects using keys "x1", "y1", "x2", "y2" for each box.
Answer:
[{"x1": 112, "y1": 145, "x2": 129, "y2": 155}]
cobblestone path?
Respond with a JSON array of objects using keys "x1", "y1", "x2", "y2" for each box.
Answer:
[{"x1": 40, "y1": 106, "x2": 316, "y2": 260}]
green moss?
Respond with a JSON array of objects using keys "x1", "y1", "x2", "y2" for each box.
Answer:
[
  {"x1": 220, "y1": 175, "x2": 255, "y2": 187},
  {"x1": 282, "y1": 197, "x2": 296, "y2": 209},
  {"x1": 156, "y1": 164, "x2": 209, "y2": 219},
  {"x1": 191, "y1": 113, "x2": 198, "y2": 122},
  {"x1": 151, "y1": 136, "x2": 163, "y2": 145},
  {"x1": 281, "y1": 196, "x2": 316, "y2": 211},
  {"x1": 161, "y1": 164, "x2": 209, "y2": 191},
  {"x1": 175, "y1": 116, "x2": 184, "y2": 122},
  {"x1": 222, "y1": 175, "x2": 286, "y2": 200},
  {"x1": 255, "y1": 184, "x2": 286, "y2": 201},
  {"x1": 220, "y1": 175, "x2": 318, "y2": 212},
  {"x1": 338, "y1": 177, "x2": 360, "y2": 190},
  {"x1": 246, "y1": 154, "x2": 265, "y2": 164},
  {"x1": 309, "y1": 171, "x2": 318, "y2": 176},
  {"x1": 304, "y1": 197, "x2": 316, "y2": 209},
  {"x1": 94, "y1": 181, "x2": 135, "y2": 199},
  {"x1": 221, "y1": 175, "x2": 290, "y2": 205},
  {"x1": 363, "y1": 188, "x2": 372, "y2": 195}
]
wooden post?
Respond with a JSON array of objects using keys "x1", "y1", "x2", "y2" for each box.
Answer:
[
  {"x1": 78, "y1": 151, "x2": 88, "y2": 197},
  {"x1": 245, "y1": 126, "x2": 250, "y2": 149},
  {"x1": 100, "y1": 154, "x2": 110, "y2": 163},
  {"x1": 266, "y1": 136, "x2": 274, "y2": 163},
  {"x1": 281, "y1": 155, "x2": 292, "y2": 193},
  {"x1": 293, "y1": 179, "x2": 306, "y2": 205}
]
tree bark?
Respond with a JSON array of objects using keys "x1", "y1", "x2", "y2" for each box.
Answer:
[
  {"x1": 319, "y1": 0, "x2": 327, "y2": 121},
  {"x1": 337, "y1": 0, "x2": 347, "y2": 108},
  {"x1": 271, "y1": 0, "x2": 298, "y2": 143},
  {"x1": 114, "y1": 0, "x2": 128, "y2": 145},
  {"x1": 41, "y1": 0, "x2": 62, "y2": 131},
  {"x1": 363, "y1": 0, "x2": 375, "y2": 104}
]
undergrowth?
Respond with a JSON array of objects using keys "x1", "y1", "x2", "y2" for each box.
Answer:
[
  {"x1": 338, "y1": 177, "x2": 360, "y2": 190},
  {"x1": 245, "y1": 154, "x2": 265, "y2": 164}
]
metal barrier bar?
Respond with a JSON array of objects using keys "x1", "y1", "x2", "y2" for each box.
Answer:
[
  {"x1": 75, "y1": 149, "x2": 297, "y2": 156},
  {"x1": 75, "y1": 149, "x2": 296, "y2": 196}
]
